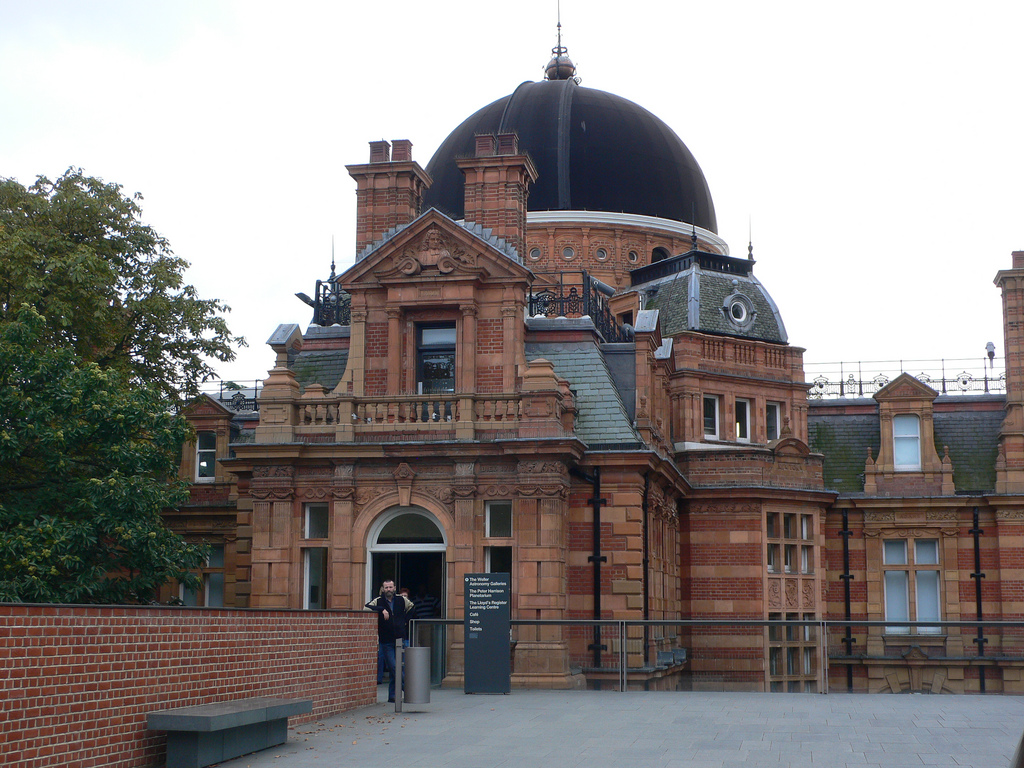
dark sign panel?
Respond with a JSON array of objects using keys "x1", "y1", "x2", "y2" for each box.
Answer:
[{"x1": 464, "y1": 573, "x2": 511, "y2": 694}]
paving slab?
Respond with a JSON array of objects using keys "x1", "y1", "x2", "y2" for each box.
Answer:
[{"x1": 214, "y1": 688, "x2": 1024, "y2": 768}]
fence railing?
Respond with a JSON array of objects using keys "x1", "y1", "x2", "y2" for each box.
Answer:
[
  {"x1": 198, "y1": 380, "x2": 263, "y2": 412},
  {"x1": 408, "y1": 617, "x2": 1024, "y2": 694},
  {"x1": 804, "y1": 358, "x2": 1006, "y2": 398}
]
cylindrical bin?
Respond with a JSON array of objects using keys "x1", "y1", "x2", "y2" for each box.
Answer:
[{"x1": 403, "y1": 645, "x2": 431, "y2": 705}]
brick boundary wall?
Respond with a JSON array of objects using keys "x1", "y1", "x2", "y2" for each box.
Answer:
[{"x1": 0, "y1": 605, "x2": 377, "y2": 768}]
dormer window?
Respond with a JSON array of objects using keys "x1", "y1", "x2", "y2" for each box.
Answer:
[
  {"x1": 417, "y1": 324, "x2": 456, "y2": 394},
  {"x1": 893, "y1": 414, "x2": 922, "y2": 471}
]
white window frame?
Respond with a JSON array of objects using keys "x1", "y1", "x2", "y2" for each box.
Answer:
[
  {"x1": 180, "y1": 544, "x2": 225, "y2": 607},
  {"x1": 766, "y1": 402, "x2": 782, "y2": 441},
  {"x1": 195, "y1": 431, "x2": 217, "y2": 483},
  {"x1": 303, "y1": 547, "x2": 328, "y2": 610},
  {"x1": 304, "y1": 503, "x2": 329, "y2": 539},
  {"x1": 893, "y1": 414, "x2": 922, "y2": 471},
  {"x1": 486, "y1": 500, "x2": 513, "y2": 538},
  {"x1": 703, "y1": 395, "x2": 720, "y2": 440},
  {"x1": 883, "y1": 538, "x2": 941, "y2": 634},
  {"x1": 735, "y1": 398, "x2": 751, "y2": 443}
]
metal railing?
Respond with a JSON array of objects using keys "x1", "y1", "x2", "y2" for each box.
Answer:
[
  {"x1": 407, "y1": 617, "x2": 1024, "y2": 694},
  {"x1": 198, "y1": 380, "x2": 263, "y2": 412},
  {"x1": 528, "y1": 271, "x2": 633, "y2": 343},
  {"x1": 805, "y1": 358, "x2": 1006, "y2": 398}
]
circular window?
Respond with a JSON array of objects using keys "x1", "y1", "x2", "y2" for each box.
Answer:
[
  {"x1": 628, "y1": 250, "x2": 639, "y2": 263},
  {"x1": 723, "y1": 293, "x2": 755, "y2": 328},
  {"x1": 652, "y1": 246, "x2": 670, "y2": 263},
  {"x1": 529, "y1": 247, "x2": 541, "y2": 261},
  {"x1": 730, "y1": 300, "x2": 747, "y2": 323},
  {"x1": 595, "y1": 247, "x2": 608, "y2": 261},
  {"x1": 562, "y1": 246, "x2": 575, "y2": 260}
]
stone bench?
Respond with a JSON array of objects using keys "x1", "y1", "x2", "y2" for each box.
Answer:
[{"x1": 147, "y1": 696, "x2": 312, "y2": 768}]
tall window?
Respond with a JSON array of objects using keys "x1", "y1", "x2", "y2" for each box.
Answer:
[
  {"x1": 893, "y1": 414, "x2": 922, "y2": 471},
  {"x1": 735, "y1": 399, "x2": 750, "y2": 442},
  {"x1": 304, "y1": 548, "x2": 328, "y2": 609},
  {"x1": 486, "y1": 501, "x2": 513, "y2": 538},
  {"x1": 883, "y1": 538, "x2": 941, "y2": 634},
  {"x1": 703, "y1": 395, "x2": 720, "y2": 439},
  {"x1": 766, "y1": 512, "x2": 814, "y2": 575},
  {"x1": 196, "y1": 431, "x2": 216, "y2": 482},
  {"x1": 304, "y1": 503, "x2": 329, "y2": 539},
  {"x1": 766, "y1": 402, "x2": 782, "y2": 441},
  {"x1": 417, "y1": 324, "x2": 456, "y2": 394},
  {"x1": 181, "y1": 544, "x2": 225, "y2": 607}
]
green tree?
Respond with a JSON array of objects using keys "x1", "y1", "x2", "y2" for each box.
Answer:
[
  {"x1": 0, "y1": 307, "x2": 207, "y2": 603},
  {"x1": 0, "y1": 168, "x2": 244, "y2": 404}
]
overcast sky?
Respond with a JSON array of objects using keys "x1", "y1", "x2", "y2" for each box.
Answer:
[{"x1": 2, "y1": 1, "x2": 1021, "y2": 386}]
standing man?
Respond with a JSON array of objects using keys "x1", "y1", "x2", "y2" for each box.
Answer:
[{"x1": 365, "y1": 579, "x2": 414, "y2": 703}]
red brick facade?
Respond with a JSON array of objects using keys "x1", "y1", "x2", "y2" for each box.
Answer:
[{"x1": 1, "y1": 605, "x2": 375, "y2": 768}]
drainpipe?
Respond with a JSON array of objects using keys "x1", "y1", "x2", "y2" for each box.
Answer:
[
  {"x1": 642, "y1": 472, "x2": 651, "y2": 669},
  {"x1": 970, "y1": 506, "x2": 987, "y2": 692},
  {"x1": 839, "y1": 508, "x2": 856, "y2": 692}
]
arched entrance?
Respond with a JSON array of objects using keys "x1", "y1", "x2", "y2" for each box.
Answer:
[
  {"x1": 367, "y1": 506, "x2": 448, "y2": 683},
  {"x1": 366, "y1": 506, "x2": 446, "y2": 615}
]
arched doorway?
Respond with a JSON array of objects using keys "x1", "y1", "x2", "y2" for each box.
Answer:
[
  {"x1": 366, "y1": 506, "x2": 446, "y2": 614},
  {"x1": 367, "y1": 507, "x2": 448, "y2": 683}
]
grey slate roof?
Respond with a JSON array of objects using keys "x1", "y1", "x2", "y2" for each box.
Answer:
[
  {"x1": 290, "y1": 349, "x2": 349, "y2": 394},
  {"x1": 639, "y1": 265, "x2": 786, "y2": 342},
  {"x1": 934, "y1": 397, "x2": 1003, "y2": 493},
  {"x1": 526, "y1": 336, "x2": 642, "y2": 448},
  {"x1": 808, "y1": 395, "x2": 1005, "y2": 495},
  {"x1": 355, "y1": 208, "x2": 522, "y2": 264}
]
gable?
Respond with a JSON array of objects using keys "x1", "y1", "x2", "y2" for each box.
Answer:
[
  {"x1": 339, "y1": 209, "x2": 533, "y2": 290},
  {"x1": 873, "y1": 372, "x2": 939, "y2": 403}
]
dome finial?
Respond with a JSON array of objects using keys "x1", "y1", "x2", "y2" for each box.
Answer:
[{"x1": 545, "y1": 1, "x2": 577, "y2": 81}]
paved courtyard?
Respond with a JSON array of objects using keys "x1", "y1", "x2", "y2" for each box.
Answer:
[{"x1": 218, "y1": 687, "x2": 1024, "y2": 768}]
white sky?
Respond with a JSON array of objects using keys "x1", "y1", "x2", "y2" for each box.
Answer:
[{"x1": 2, "y1": 1, "x2": 1022, "y2": 385}]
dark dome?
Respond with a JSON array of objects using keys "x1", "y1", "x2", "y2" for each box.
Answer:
[{"x1": 423, "y1": 79, "x2": 717, "y2": 233}]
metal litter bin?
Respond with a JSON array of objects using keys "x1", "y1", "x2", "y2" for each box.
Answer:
[{"x1": 403, "y1": 645, "x2": 430, "y2": 705}]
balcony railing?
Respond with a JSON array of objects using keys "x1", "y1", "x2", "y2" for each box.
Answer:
[
  {"x1": 198, "y1": 380, "x2": 263, "y2": 412},
  {"x1": 805, "y1": 358, "x2": 1006, "y2": 399},
  {"x1": 528, "y1": 270, "x2": 633, "y2": 343}
]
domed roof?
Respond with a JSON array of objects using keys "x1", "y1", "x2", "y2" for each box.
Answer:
[{"x1": 423, "y1": 78, "x2": 718, "y2": 233}]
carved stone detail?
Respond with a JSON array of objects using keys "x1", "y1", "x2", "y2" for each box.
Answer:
[
  {"x1": 767, "y1": 580, "x2": 781, "y2": 609},
  {"x1": 864, "y1": 510, "x2": 896, "y2": 523}
]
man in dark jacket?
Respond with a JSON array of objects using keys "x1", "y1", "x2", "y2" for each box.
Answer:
[{"x1": 365, "y1": 579, "x2": 414, "y2": 702}]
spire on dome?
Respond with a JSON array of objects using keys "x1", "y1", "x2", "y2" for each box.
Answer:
[{"x1": 544, "y1": 3, "x2": 577, "y2": 81}]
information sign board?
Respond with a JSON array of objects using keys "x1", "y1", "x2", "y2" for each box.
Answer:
[{"x1": 464, "y1": 573, "x2": 511, "y2": 694}]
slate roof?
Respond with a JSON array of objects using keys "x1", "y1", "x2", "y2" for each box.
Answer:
[
  {"x1": 289, "y1": 348, "x2": 349, "y2": 394},
  {"x1": 808, "y1": 396, "x2": 1005, "y2": 495},
  {"x1": 638, "y1": 262, "x2": 786, "y2": 342},
  {"x1": 526, "y1": 331, "x2": 642, "y2": 449},
  {"x1": 355, "y1": 208, "x2": 521, "y2": 263}
]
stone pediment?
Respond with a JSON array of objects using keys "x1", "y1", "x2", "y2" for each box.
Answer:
[
  {"x1": 873, "y1": 372, "x2": 938, "y2": 403},
  {"x1": 339, "y1": 209, "x2": 532, "y2": 289},
  {"x1": 182, "y1": 393, "x2": 233, "y2": 419},
  {"x1": 772, "y1": 436, "x2": 812, "y2": 457}
]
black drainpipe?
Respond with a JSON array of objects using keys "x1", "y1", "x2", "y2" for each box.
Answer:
[
  {"x1": 839, "y1": 508, "x2": 856, "y2": 692},
  {"x1": 642, "y1": 472, "x2": 651, "y2": 670},
  {"x1": 571, "y1": 465, "x2": 607, "y2": 670},
  {"x1": 970, "y1": 506, "x2": 987, "y2": 692}
]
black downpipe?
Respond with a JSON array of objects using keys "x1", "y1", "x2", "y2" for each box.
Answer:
[
  {"x1": 839, "y1": 508, "x2": 856, "y2": 692},
  {"x1": 970, "y1": 506, "x2": 987, "y2": 692},
  {"x1": 642, "y1": 472, "x2": 651, "y2": 670}
]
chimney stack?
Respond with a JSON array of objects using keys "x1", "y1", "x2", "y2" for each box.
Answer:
[
  {"x1": 457, "y1": 132, "x2": 537, "y2": 259},
  {"x1": 347, "y1": 139, "x2": 432, "y2": 254}
]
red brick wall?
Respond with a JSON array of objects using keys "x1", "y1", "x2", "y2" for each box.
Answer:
[{"x1": 1, "y1": 605, "x2": 376, "y2": 768}]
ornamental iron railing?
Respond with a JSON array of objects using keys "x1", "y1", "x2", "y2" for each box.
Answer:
[
  {"x1": 312, "y1": 279, "x2": 351, "y2": 327},
  {"x1": 199, "y1": 380, "x2": 263, "y2": 412},
  {"x1": 528, "y1": 271, "x2": 633, "y2": 343},
  {"x1": 805, "y1": 358, "x2": 1006, "y2": 399}
]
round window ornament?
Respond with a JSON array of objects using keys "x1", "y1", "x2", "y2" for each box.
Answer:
[
  {"x1": 595, "y1": 247, "x2": 608, "y2": 261},
  {"x1": 529, "y1": 247, "x2": 542, "y2": 261},
  {"x1": 628, "y1": 250, "x2": 639, "y2": 263},
  {"x1": 562, "y1": 246, "x2": 575, "y2": 260},
  {"x1": 722, "y1": 290, "x2": 755, "y2": 329}
]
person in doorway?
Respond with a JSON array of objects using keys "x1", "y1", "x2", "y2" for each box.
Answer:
[{"x1": 365, "y1": 579, "x2": 415, "y2": 703}]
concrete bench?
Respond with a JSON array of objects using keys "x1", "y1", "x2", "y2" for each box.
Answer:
[{"x1": 147, "y1": 697, "x2": 312, "y2": 768}]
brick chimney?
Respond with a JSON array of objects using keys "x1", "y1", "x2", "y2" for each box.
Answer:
[
  {"x1": 456, "y1": 132, "x2": 538, "y2": 259},
  {"x1": 346, "y1": 139, "x2": 432, "y2": 254},
  {"x1": 994, "y1": 250, "x2": 1024, "y2": 492}
]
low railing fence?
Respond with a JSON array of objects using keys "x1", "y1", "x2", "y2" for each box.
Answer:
[
  {"x1": 804, "y1": 358, "x2": 1006, "y2": 398},
  {"x1": 408, "y1": 617, "x2": 1024, "y2": 694}
]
